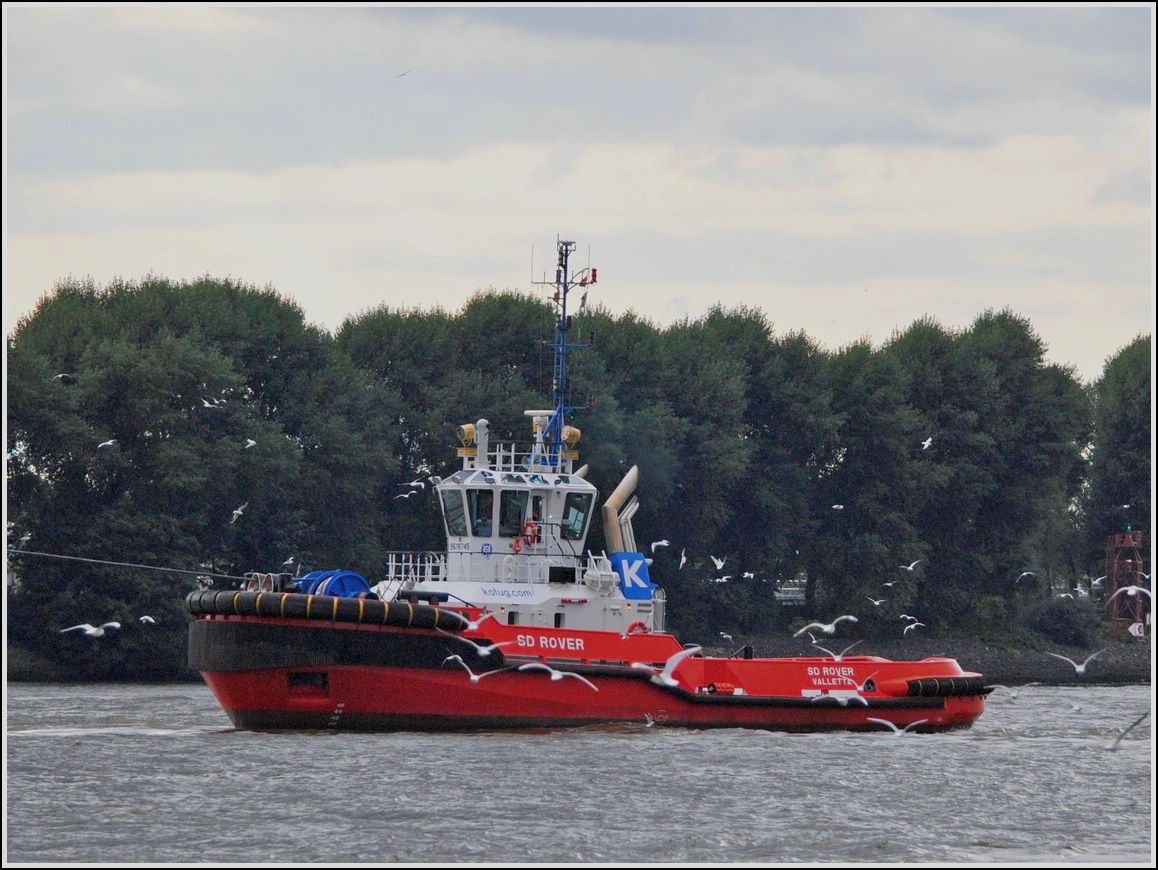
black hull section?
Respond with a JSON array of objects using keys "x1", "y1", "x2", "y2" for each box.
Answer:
[{"x1": 188, "y1": 619, "x2": 503, "y2": 673}]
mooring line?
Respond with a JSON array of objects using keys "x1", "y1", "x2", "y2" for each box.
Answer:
[{"x1": 6, "y1": 548, "x2": 245, "y2": 584}]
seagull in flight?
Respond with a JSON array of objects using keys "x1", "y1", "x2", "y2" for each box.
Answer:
[
  {"x1": 1046, "y1": 649, "x2": 1107, "y2": 675},
  {"x1": 396, "y1": 69, "x2": 411, "y2": 77},
  {"x1": 903, "y1": 621, "x2": 925, "y2": 635},
  {"x1": 921, "y1": 437, "x2": 933, "y2": 450},
  {"x1": 987, "y1": 682, "x2": 1040, "y2": 700},
  {"x1": 97, "y1": 439, "x2": 118, "y2": 449},
  {"x1": 52, "y1": 373, "x2": 75, "y2": 381},
  {"x1": 1107, "y1": 585, "x2": 1152, "y2": 604},
  {"x1": 794, "y1": 615, "x2": 857, "y2": 637},
  {"x1": 435, "y1": 629, "x2": 513, "y2": 657},
  {"x1": 710, "y1": 555, "x2": 726, "y2": 570},
  {"x1": 866, "y1": 596, "x2": 886, "y2": 606},
  {"x1": 867, "y1": 717, "x2": 929, "y2": 735},
  {"x1": 244, "y1": 439, "x2": 257, "y2": 449},
  {"x1": 403, "y1": 479, "x2": 427, "y2": 489},
  {"x1": 631, "y1": 645, "x2": 702, "y2": 688},
  {"x1": 719, "y1": 632, "x2": 733, "y2": 643},
  {"x1": 452, "y1": 611, "x2": 497, "y2": 632},
  {"x1": 679, "y1": 548, "x2": 687, "y2": 570},
  {"x1": 899, "y1": 560, "x2": 922, "y2": 572},
  {"x1": 517, "y1": 663, "x2": 599, "y2": 691},
  {"x1": 60, "y1": 622, "x2": 122, "y2": 637},
  {"x1": 138, "y1": 615, "x2": 155, "y2": 624},
  {"x1": 1015, "y1": 571, "x2": 1036, "y2": 582},
  {"x1": 1106, "y1": 710, "x2": 1149, "y2": 752},
  {"x1": 832, "y1": 504, "x2": 845, "y2": 510},
  {"x1": 231, "y1": 502, "x2": 248, "y2": 523},
  {"x1": 811, "y1": 639, "x2": 862, "y2": 661},
  {"x1": 651, "y1": 540, "x2": 670, "y2": 553},
  {"x1": 394, "y1": 490, "x2": 418, "y2": 499},
  {"x1": 442, "y1": 655, "x2": 508, "y2": 683}
]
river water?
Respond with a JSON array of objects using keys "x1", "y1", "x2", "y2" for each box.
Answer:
[{"x1": 4, "y1": 681, "x2": 1153, "y2": 865}]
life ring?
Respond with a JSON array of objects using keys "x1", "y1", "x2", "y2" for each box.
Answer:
[
  {"x1": 626, "y1": 620, "x2": 648, "y2": 635},
  {"x1": 521, "y1": 521, "x2": 538, "y2": 546}
]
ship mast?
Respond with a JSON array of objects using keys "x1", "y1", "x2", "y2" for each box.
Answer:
[{"x1": 533, "y1": 237, "x2": 596, "y2": 466}]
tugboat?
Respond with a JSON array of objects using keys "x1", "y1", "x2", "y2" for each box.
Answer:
[{"x1": 186, "y1": 239, "x2": 988, "y2": 733}]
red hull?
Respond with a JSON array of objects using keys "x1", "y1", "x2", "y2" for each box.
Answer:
[{"x1": 191, "y1": 611, "x2": 987, "y2": 733}]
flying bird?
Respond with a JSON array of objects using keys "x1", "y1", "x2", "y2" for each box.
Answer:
[
  {"x1": 899, "y1": 560, "x2": 922, "y2": 571},
  {"x1": 867, "y1": 717, "x2": 929, "y2": 735},
  {"x1": 97, "y1": 439, "x2": 117, "y2": 449},
  {"x1": 283, "y1": 556, "x2": 297, "y2": 567},
  {"x1": 396, "y1": 69, "x2": 411, "y2": 77},
  {"x1": 903, "y1": 621, "x2": 925, "y2": 635},
  {"x1": 679, "y1": 548, "x2": 687, "y2": 570},
  {"x1": 1046, "y1": 649, "x2": 1107, "y2": 675},
  {"x1": 742, "y1": 572, "x2": 755, "y2": 579},
  {"x1": 1106, "y1": 711, "x2": 1150, "y2": 752},
  {"x1": 710, "y1": 555, "x2": 726, "y2": 570},
  {"x1": 631, "y1": 645, "x2": 702, "y2": 688},
  {"x1": 231, "y1": 502, "x2": 248, "y2": 523},
  {"x1": 52, "y1": 373, "x2": 75, "y2": 381},
  {"x1": 832, "y1": 504, "x2": 845, "y2": 510},
  {"x1": 651, "y1": 540, "x2": 670, "y2": 552},
  {"x1": 794, "y1": 615, "x2": 857, "y2": 637},
  {"x1": 921, "y1": 437, "x2": 933, "y2": 450},
  {"x1": 244, "y1": 439, "x2": 257, "y2": 449},
  {"x1": 60, "y1": 622, "x2": 121, "y2": 637},
  {"x1": 435, "y1": 628, "x2": 513, "y2": 657},
  {"x1": 138, "y1": 615, "x2": 155, "y2": 624},
  {"x1": 454, "y1": 611, "x2": 497, "y2": 632},
  {"x1": 866, "y1": 596, "x2": 886, "y2": 607},
  {"x1": 403, "y1": 479, "x2": 427, "y2": 489},
  {"x1": 1107, "y1": 585, "x2": 1152, "y2": 604},
  {"x1": 442, "y1": 655, "x2": 507, "y2": 684},
  {"x1": 719, "y1": 632, "x2": 733, "y2": 643},
  {"x1": 517, "y1": 663, "x2": 599, "y2": 691},
  {"x1": 811, "y1": 639, "x2": 862, "y2": 661},
  {"x1": 1015, "y1": 571, "x2": 1036, "y2": 582},
  {"x1": 394, "y1": 490, "x2": 418, "y2": 499},
  {"x1": 987, "y1": 682, "x2": 1040, "y2": 700}
]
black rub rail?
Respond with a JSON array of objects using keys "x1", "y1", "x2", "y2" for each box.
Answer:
[{"x1": 184, "y1": 589, "x2": 470, "y2": 631}]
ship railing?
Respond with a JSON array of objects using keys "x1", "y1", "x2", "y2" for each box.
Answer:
[
  {"x1": 774, "y1": 576, "x2": 807, "y2": 606},
  {"x1": 372, "y1": 551, "x2": 447, "y2": 600},
  {"x1": 464, "y1": 440, "x2": 575, "y2": 475}
]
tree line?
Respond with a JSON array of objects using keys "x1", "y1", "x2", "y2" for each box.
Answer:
[{"x1": 5, "y1": 276, "x2": 1151, "y2": 679}]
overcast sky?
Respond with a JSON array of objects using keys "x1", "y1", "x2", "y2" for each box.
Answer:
[{"x1": 4, "y1": 5, "x2": 1154, "y2": 382}]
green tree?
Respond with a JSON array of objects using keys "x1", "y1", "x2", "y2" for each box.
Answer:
[
  {"x1": 1083, "y1": 334, "x2": 1151, "y2": 562},
  {"x1": 7, "y1": 276, "x2": 403, "y2": 678}
]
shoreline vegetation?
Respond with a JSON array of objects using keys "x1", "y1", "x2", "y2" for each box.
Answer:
[{"x1": 8, "y1": 636, "x2": 1151, "y2": 687}]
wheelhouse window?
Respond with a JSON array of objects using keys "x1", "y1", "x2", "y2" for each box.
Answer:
[
  {"x1": 467, "y1": 489, "x2": 494, "y2": 537},
  {"x1": 499, "y1": 490, "x2": 529, "y2": 537},
  {"x1": 561, "y1": 492, "x2": 593, "y2": 540},
  {"x1": 440, "y1": 490, "x2": 468, "y2": 537}
]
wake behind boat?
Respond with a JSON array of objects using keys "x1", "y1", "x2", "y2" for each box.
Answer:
[{"x1": 186, "y1": 239, "x2": 987, "y2": 733}]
